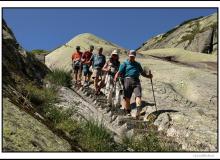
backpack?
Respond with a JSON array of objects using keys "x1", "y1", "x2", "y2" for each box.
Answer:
[
  {"x1": 72, "y1": 52, "x2": 82, "y2": 68},
  {"x1": 74, "y1": 60, "x2": 81, "y2": 67},
  {"x1": 93, "y1": 54, "x2": 106, "y2": 68},
  {"x1": 107, "y1": 59, "x2": 120, "y2": 76}
]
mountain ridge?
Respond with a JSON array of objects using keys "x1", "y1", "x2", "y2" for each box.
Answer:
[
  {"x1": 45, "y1": 32, "x2": 127, "y2": 71},
  {"x1": 136, "y1": 12, "x2": 217, "y2": 54}
]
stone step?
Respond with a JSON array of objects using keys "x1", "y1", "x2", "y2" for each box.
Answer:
[
  {"x1": 71, "y1": 83, "x2": 151, "y2": 137},
  {"x1": 119, "y1": 118, "x2": 148, "y2": 129},
  {"x1": 133, "y1": 128, "x2": 148, "y2": 134}
]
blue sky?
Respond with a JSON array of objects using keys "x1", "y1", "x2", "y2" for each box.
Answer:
[{"x1": 3, "y1": 8, "x2": 217, "y2": 51}]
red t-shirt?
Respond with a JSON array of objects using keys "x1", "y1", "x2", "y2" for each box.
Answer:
[
  {"x1": 81, "y1": 51, "x2": 93, "y2": 64},
  {"x1": 72, "y1": 51, "x2": 82, "y2": 61}
]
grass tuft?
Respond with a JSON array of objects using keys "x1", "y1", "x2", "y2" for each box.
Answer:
[
  {"x1": 80, "y1": 121, "x2": 116, "y2": 151},
  {"x1": 25, "y1": 83, "x2": 57, "y2": 106},
  {"x1": 45, "y1": 69, "x2": 72, "y2": 87},
  {"x1": 122, "y1": 126, "x2": 181, "y2": 152}
]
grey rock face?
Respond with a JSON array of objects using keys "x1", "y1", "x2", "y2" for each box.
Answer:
[
  {"x1": 141, "y1": 77, "x2": 217, "y2": 152},
  {"x1": 3, "y1": 98, "x2": 71, "y2": 151},
  {"x1": 2, "y1": 19, "x2": 49, "y2": 89},
  {"x1": 187, "y1": 28, "x2": 213, "y2": 53},
  {"x1": 137, "y1": 13, "x2": 217, "y2": 54},
  {"x1": 2, "y1": 19, "x2": 72, "y2": 152}
]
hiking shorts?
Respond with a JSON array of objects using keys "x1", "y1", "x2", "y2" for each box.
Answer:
[
  {"x1": 124, "y1": 77, "x2": 142, "y2": 99},
  {"x1": 72, "y1": 61, "x2": 82, "y2": 73},
  {"x1": 92, "y1": 68, "x2": 102, "y2": 79},
  {"x1": 82, "y1": 64, "x2": 91, "y2": 76}
]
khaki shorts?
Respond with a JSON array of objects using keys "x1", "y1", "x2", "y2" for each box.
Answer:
[{"x1": 92, "y1": 68, "x2": 102, "y2": 79}]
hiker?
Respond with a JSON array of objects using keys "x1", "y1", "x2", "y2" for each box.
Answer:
[
  {"x1": 90, "y1": 47, "x2": 106, "y2": 95},
  {"x1": 71, "y1": 46, "x2": 83, "y2": 85},
  {"x1": 102, "y1": 50, "x2": 120, "y2": 105},
  {"x1": 114, "y1": 50, "x2": 153, "y2": 117},
  {"x1": 81, "y1": 45, "x2": 94, "y2": 87}
]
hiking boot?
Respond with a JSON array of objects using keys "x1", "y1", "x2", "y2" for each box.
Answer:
[
  {"x1": 95, "y1": 90, "x2": 101, "y2": 95},
  {"x1": 124, "y1": 109, "x2": 131, "y2": 116},
  {"x1": 77, "y1": 80, "x2": 82, "y2": 85},
  {"x1": 83, "y1": 81, "x2": 89, "y2": 87}
]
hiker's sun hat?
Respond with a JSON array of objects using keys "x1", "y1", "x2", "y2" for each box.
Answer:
[
  {"x1": 111, "y1": 50, "x2": 119, "y2": 56},
  {"x1": 129, "y1": 50, "x2": 136, "y2": 57}
]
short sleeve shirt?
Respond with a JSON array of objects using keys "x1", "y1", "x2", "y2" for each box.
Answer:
[{"x1": 118, "y1": 59, "x2": 143, "y2": 78}]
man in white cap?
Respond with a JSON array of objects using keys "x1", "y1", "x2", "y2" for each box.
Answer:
[
  {"x1": 102, "y1": 49, "x2": 120, "y2": 105},
  {"x1": 114, "y1": 50, "x2": 153, "y2": 117}
]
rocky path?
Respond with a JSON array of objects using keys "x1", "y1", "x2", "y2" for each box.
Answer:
[
  {"x1": 56, "y1": 77, "x2": 217, "y2": 151},
  {"x1": 57, "y1": 84, "x2": 152, "y2": 141}
]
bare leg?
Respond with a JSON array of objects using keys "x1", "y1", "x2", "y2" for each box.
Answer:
[
  {"x1": 78, "y1": 69, "x2": 82, "y2": 85},
  {"x1": 124, "y1": 97, "x2": 131, "y2": 110},
  {"x1": 136, "y1": 96, "x2": 142, "y2": 107},
  {"x1": 94, "y1": 76, "x2": 99, "y2": 92},
  {"x1": 83, "y1": 74, "x2": 87, "y2": 85},
  {"x1": 88, "y1": 73, "x2": 92, "y2": 82},
  {"x1": 74, "y1": 70, "x2": 78, "y2": 83},
  {"x1": 136, "y1": 96, "x2": 142, "y2": 117}
]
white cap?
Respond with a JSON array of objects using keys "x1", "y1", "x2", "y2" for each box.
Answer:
[
  {"x1": 129, "y1": 50, "x2": 136, "y2": 57},
  {"x1": 111, "y1": 50, "x2": 118, "y2": 56}
]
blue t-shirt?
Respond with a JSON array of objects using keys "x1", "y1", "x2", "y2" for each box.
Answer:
[
  {"x1": 90, "y1": 54, "x2": 106, "y2": 69},
  {"x1": 118, "y1": 60, "x2": 144, "y2": 78}
]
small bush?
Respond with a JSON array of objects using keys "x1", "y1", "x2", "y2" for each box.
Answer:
[
  {"x1": 43, "y1": 105, "x2": 65, "y2": 125},
  {"x1": 56, "y1": 118, "x2": 82, "y2": 138},
  {"x1": 43, "y1": 105, "x2": 76, "y2": 125},
  {"x1": 25, "y1": 83, "x2": 57, "y2": 106},
  {"x1": 122, "y1": 127, "x2": 180, "y2": 152},
  {"x1": 45, "y1": 69, "x2": 72, "y2": 87},
  {"x1": 80, "y1": 121, "x2": 116, "y2": 151}
]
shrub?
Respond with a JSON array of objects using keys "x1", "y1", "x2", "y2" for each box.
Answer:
[
  {"x1": 45, "y1": 69, "x2": 72, "y2": 87},
  {"x1": 43, "y1": 105, "x2": 64, "y2": 124},
  {"x1": 25, "y1": 83, "x2": 57, "y2": 106},
  {"x1": 122, "y1": 127, "x2": 180, "y2": 152},
  {"x1": 43, "y1": 104, "x2": 77, "y2": 125},
  {"x1": 80, "y1": 121, "x2": 117, "y2": 151}
]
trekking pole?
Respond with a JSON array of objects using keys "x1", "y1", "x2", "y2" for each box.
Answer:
[{"x1": 149, "y1": 70, "x2": 157, "y2": 111}]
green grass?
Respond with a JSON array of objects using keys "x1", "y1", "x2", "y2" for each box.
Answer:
[
  {"x1": 53, "y1": 108, "x2": 124, "y2": 152},
  {"x1": 25, "y1": 83, "x2": 57, "y2": 106},
  {"x1": 45, "y1": 68, "x2": 72, "y2": 87},
  {"x1": 24, "y1": 83, "x2": 123, "y2": 151},
  {"x1": 79, "y1": 121, "x2": 120, "y2": 151},
  {"x1": 24, "y1": 75, "x2": 181, "y2": 152},
  {"x1": 122, "y1": 126, "x2": 180, "y2": 152}
]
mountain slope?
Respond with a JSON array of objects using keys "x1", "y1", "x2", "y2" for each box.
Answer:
[
  {"x1": 45, "y1": 33, "x2": 126, "y2": 71},
  {"x1": 137, "y1": 13, "x2": 217, "y2": 54},
  {"x1": 2, "y1": 19, "x2": 71, "y2": 151},
  {"x1": 139, "y1": 48, "x2": 217, "y2": 72}
]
